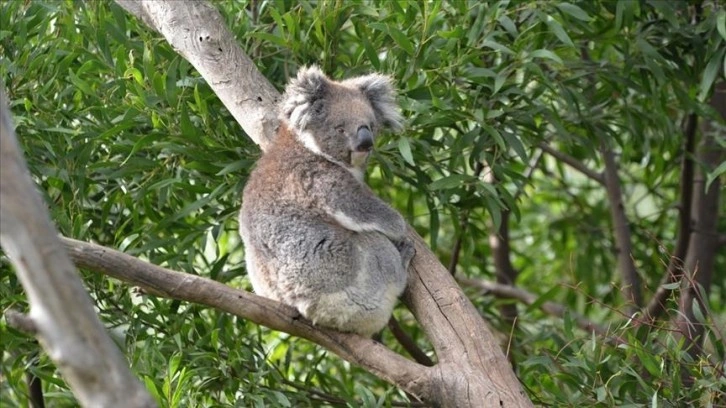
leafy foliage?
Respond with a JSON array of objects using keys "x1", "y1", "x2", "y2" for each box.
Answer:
[{"x1": 1, "y1": 0, "x2": 725, "y2": 406}]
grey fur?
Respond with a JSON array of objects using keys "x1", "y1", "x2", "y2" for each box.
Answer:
[{"x1": 240, "y1": 66, "x2": 413, "y2": 336}]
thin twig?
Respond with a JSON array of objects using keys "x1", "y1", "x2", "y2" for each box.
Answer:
[
  {"x1": 538, "y1": 142, "x2": 604, "y2": 184},
  {"x1": 459, "y1": 278, "x2": 624, "y2": 345},
  {"x1": 388, "y1": 317, "x2": 435, "y2": 367},
  {"x1": 448, "y1": 162, "x2": 485, "y2": 275}
]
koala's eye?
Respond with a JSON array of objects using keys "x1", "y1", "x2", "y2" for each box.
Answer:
[{"x1": 336, "y1": 127, "x2": 345, "y2": 134}]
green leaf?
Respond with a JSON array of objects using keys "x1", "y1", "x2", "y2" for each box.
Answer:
[
  {"x1": 530, "y1": 49, "x2": 563, "y2": 64},
  {"x1": 527, "y1": 286, "x2": 560, "y2": 311},
  {"x1": 556, "y1": 3, "x2": 591, "y2": 22},
  {"x1": 661, "y1": 282, "x2": 681, "y2": 290},
  {"x1": 717, "y1": 9, "x2": 726, "y2": 41},
  {"x1": 398, "y1": 137, "x2": 415, "y2": 165},
  {"x1": 481, "y1": 39, "x2": 515, "y2": 54},
  {"x1": 545, "y1": 15, "x2": 574, "y2": 47},
  {"x1": 706, "y1": 161, "x2": 726, "y2": 191},
  {"x1": 429, "y1": 174, "x2": 467, "y2": 190},
  {"x1": 699, "y1": 47, "x2": 725, "y2": 102},
  {"x1": 370, "y1": 23, "x2": 415, "y2": 55}
]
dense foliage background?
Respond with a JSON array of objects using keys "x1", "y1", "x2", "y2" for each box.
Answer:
[{"x1": 1, "y1": 0, "x2": 724, "y2": 406}]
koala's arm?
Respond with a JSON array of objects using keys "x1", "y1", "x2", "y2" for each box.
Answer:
[{"x1": 315, "y1": 172, "x2": 408, "y2": 242}]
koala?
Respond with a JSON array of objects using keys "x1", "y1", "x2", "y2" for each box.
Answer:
[{"x1": 239, "y1": 66, "x2": 415, "y2": 337}]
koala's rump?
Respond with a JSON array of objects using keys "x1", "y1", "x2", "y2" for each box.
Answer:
[{"x1": 242, "y1": 204, "x2": 406, "y2": 335}]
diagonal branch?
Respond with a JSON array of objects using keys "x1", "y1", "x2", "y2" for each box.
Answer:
[
  {"x1": 538, "y1": 142, "x2": 604, "y2": 184},
  {"x1": 458, "y1": 278, "x2": 624, "y2": 344},
  {"x1": 115, "y1": 0, "x2": 280, "y2": 151},
  {"x1": 61, "y1": 237, "x2": 432, "y2": 400},
  {"x1": 0, "y1": 90, "x2": 156, "y2": 408}
]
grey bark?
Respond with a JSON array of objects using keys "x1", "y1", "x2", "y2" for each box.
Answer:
[
  {"x1": 115, "y1": 0, "x2": 281, "y2": 151},
  {"x1": 0, "y1": 89, "x2": 156, "y2": 408}
]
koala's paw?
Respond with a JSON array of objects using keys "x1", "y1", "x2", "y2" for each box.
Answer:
[{"x1": 395, "y1": 237, "x2": 416, "y2": 270}]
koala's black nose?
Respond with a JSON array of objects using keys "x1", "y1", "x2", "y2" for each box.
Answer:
[{"x1": 355, "y1": 126, "x2": 373, "y2": 152}]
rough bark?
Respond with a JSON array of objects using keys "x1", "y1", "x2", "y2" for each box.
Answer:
[
  {"x1": 115, "y1": 0, "x2": 280, "y2": 151},
  {"x1": 0, "y1": 90, "x2": 156, "y2": 408},
  {"x1": 60, "y1": 237, "x2": 429, "y2": 400}
]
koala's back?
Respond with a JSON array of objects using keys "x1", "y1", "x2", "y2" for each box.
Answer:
[{"x1": 240, "y1": 128, "x2": 408, "y2": 336}]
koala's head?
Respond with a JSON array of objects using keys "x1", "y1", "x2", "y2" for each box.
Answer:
[{"x1": 279, "y1": 66, "x2": 403, "y2": 170}]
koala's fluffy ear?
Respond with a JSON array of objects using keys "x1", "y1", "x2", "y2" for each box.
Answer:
[
  {"x1": 344, "y1": 74, "x2": 403, "y2": 132},
  {"x1": 280, "y1": 65, "x2": 329, "y2": 131}
]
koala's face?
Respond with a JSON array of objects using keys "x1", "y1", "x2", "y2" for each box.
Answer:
[{"x1": 280, "y1": 66, "x2": 403, "y2": 169}]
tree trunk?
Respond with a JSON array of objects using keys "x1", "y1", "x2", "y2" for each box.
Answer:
[
  {"x1": 676, "y1": 81, "x2": 725, "y2": 361},
  {"x1": 0, "y1": 89, "x2": 156, "y2": 408}
]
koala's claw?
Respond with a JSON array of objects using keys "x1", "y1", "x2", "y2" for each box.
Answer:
[{"x1": 395, "y1": 237, "x2": 416, "y2": 269}]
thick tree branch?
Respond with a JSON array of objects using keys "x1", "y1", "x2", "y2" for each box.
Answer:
[
  {"x1": 642, "y1": 113, "x2": 697, "y2": 322},
  {"x1": 459, "y1": 278, "x2": 624, "y2": 344},
  {"x1": 0, "y1": 90, "x2": 156, "y2": 408},
  {"x1": 115, "y1": 0, "x2": 280, "y2": 151},
  {"x1": 60, "y1": 237, "x2": 431, "y2": 400},
  {"x1": 403, "y1": 231, "x2": 530, "y2": 406},
  {"x1": 600, "y1": 145, "x2": 643, "y2": 309},
  {"x1": 538, "y1": 142, "x2": 604, "y2": 184}
]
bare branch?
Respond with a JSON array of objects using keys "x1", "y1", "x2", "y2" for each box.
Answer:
[
  {"x1": 600, "y1": 145, "x2": 643, "y2": 309},
  {"x1": 0, "y1": 90, "x2": 156, "y2": 408},
  {"x1": 387, "y1": 317, "x2": 435, "y2": 367},
  {"x1": 538, "y1": 142, "x2": 604, "y2": 184},
  {"x1": 459, "y1": 278, "x2": 624, "y2": 344},
  {"x1": 116, "y1": 0, "x2": 280, "y2": 151},
  {"x1": 642, "y1": 113, "x2": 697, "y2": 322},
  {"x1": 60, "y1": 236, "x2": 431, "y2": 401}
]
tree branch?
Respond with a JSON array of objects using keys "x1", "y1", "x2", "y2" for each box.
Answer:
[
  {"x1": 600, "y1": 145, "x2": 643, "y2": 309},
  {"x1": 458, "y1": 278, "x2": 624, "y2": 344},
  {"x1": 642, "y1": 113, "x2": 697, "y2": 322},
  {"x1": 115, "y1": 0, "x2": 280, "y2": 151},
  {"x1": 0, "y1": 90, "x2": 156, "y2": 408},
  {"x1": 387, "y1": 317, "x2": 434, "y2": 367},
  {"x1": 60, "y1": 236, "x2": 431, "y2": 400},
  {"x1": 538, "y1": 142, "x2": 604, "y2": 184}
]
